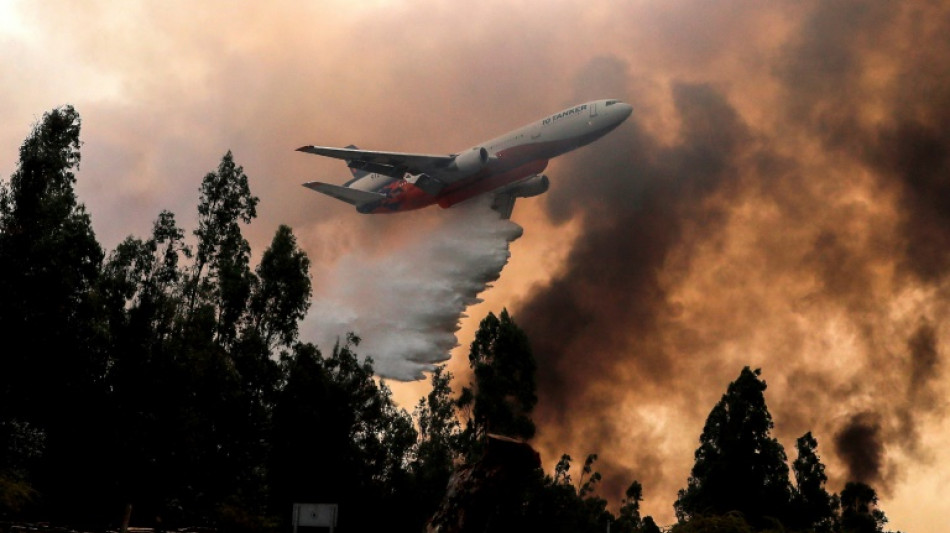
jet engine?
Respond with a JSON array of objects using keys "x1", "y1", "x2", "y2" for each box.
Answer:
[
  {"x1": 506, "y1": 174, "x2": 550, "y2": 198},
  {"x1": 451, "y1": 147, "x2": 490, "y2": 174}
]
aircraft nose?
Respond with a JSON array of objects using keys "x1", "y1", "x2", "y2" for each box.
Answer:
[{"x1": 618, "y1": 102, "x2": 633, "y2": 120}]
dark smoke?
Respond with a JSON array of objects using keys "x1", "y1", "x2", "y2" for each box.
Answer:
[
  {"x1": 519, "y1": 69, "x2": 752, "y2": 500},
  {"x1": 908, "y1": 323, "x2": 939, "y2": 402},
  {"x1": 514, "y1": 2, "x2": 950, "y2": 516},
  {"x1": 893, "y1": 322, "x2": 945, "y2": 460},
  {"x1": 834, "y1": 413, "x2": 884, "y2": 486},
  {"x1": 780, "y1": 1, "x2": 950, "y2": 283}
]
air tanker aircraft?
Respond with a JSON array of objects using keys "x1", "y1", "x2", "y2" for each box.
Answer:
[{"x1": 298, "y1": 99, "x2": 632, "y2": 218}]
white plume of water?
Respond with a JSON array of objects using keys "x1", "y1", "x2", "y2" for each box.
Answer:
[{"x1": 305, "y1": 196, "x2": 524, "y2": 380}]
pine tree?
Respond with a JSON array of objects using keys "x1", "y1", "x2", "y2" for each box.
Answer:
[{"x1": 674, "y1": 367, "x2": 793, "y2": 526}]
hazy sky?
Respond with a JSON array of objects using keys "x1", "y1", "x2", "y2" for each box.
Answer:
[{"x1": 3, "y1": 1, "x2": 949, "y2": 530}]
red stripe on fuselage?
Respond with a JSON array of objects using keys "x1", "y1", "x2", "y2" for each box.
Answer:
[
  {"x1": 364, "y1": 180, "x2": 436, "y2": 214},
  {"x1": 365, "y1": 131, "x2": 601, "y2": 214},
  {"x1": 437, "y1": 159, "x2": 548, "y2": 208}
]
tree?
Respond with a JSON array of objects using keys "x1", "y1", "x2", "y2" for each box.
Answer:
[
  {"x1": 458, "y1": 309, "x2": 538, "y2": 447},
  {"x1": 246, "y1": 224, "x2": 311, "y2": 352},
  {"x1": 100, "y1": 211, "x2": 193, "y2": 526},
  {"x1": 674, "y1": 367, "x2": 793, "y2": 526},
  {"x1": 100, "y1": 154, "x2": 284, "y2": 529},
  {"x1": 639, "y1": 516, "x2": 661, "y2": 533},
  {"x1": 615, "y1": 481, "x2": 643, "y2": 533},
  {"x1": 0, "y1": 106, "x2": 109, "y2": 523},
  {"x1": 521, "y1": 453, "x2": 612, "y2": 533},
  {"x1": 269, "y1": 337, "x2": 417, "y2": 532},
  {"x1": 839, "y1": 482, "x2": 889, "y2": 533},
  {"x1": 0, "y1": 105, "x2": 105, "y2": 423},
  {"x1": 791, "y1": 432, "x2": 838, "y2": 532},
  {"x1": 186, "y1": 151, "x2": 258, "y2": 345},
  {"x1": 169, "y1": 152, "x2": 270, "y2": 528},
  {"x1": 670, "y1": 512, "x2": 753, "y2": 533},
  {"x1": 224, "y1": 223, "x2": 311, "y2": 526},
  {"x1": 412, "y1": 365, "x2": 463, "y2": 524},
  {"x1": 614, "y1": 480, "x2": 662, "y2": 533}
]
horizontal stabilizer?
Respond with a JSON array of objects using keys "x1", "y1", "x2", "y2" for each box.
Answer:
[{"x1": 303, "y1": 181, "x2": 386, "y2": 206}]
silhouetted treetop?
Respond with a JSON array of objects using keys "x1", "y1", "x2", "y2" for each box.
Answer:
[{"x1": 675, "y1": 367, "x2": 793, "y2": 526}]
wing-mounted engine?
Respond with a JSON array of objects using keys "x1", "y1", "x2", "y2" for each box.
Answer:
[
  {"x1": 489, "y1": 174, "x2": 550, "y2": 219},
  {"x1": 504, "y1": 174, "x2": 549, "y2": 198},
  {"x1": 450, "y1": 147, "x2": 491, "y2": 175}
]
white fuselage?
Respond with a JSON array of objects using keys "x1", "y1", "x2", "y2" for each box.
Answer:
[{"x1": 299, "y1": 99, "x2": 632, "y2": 216}]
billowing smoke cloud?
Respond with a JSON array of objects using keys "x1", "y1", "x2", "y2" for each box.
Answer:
[
  {"x1": 519, "y1": 73, "x2": 755, "y2": 503},
  {"x1": 513, "y1": 2, "x2": 950, "y2": 520},
  {"x1": 305, "y1": 196, "x2": 522, "y2": 380},
  {"x1": 834, "y1": 413, "x2": 884, "y2": 486}
]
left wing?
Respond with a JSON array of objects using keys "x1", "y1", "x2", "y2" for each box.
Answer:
[{"x1": 297, "y1": 145, "x2": 455, "y2": 178}]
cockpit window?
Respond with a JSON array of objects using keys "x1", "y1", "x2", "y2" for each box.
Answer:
[{"x1": 606, "y1": 99, "x2": 619, "y2": 106}]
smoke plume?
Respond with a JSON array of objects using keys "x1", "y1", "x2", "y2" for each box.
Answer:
[
  {"x1": 834, "y1": 413, "x2": 885, "y2": 486},
  {"x1": 305, "y1": 196, "x2": 522, "y2": 380},
  {"x1": 512, "y1": 2, "x2": 950, "y2": 519}
]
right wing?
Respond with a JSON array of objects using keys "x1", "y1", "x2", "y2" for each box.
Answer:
[
  {"x1": 297, "y1": 145, "x2": 455, "y2": 178},
  {"x1": 303, "y1": 181, "x2": 386, "y2": 207}
]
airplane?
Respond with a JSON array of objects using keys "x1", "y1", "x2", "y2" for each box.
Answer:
[{"x1": 297, "y1": 99, "x2": 633, "y2": 219}]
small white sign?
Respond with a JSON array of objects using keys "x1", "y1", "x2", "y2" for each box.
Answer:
[{"x1": 293, "y1": 503, "x2": 338, "y2": 528}]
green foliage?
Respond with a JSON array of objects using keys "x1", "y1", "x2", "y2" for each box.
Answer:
[
  {"x1": 0, "y1": 421, "x2": 43, "y2": 515},
  {"x1": 248, "y1": 224, "x2": 311, "y2": 351},
  {"x1": 791, "y1": 432, "x2": 838, "y2": 532},
  {"x1": 614, "y1": 480, "x2": 644, "y2": 533},
  {"x1": 640, "y1": 516, "x2": 662, "y2": 533},
  {"x1": 188, "y1": 151, "x2": 259, "y2": 345},
  {"x1": 0, "y1": 475, "x2": 37, "y2": 515},
  {"x1": 0, "y1": 106, "x2": 110, "y2": 524},
  {"x1": 269, "y1": 337, "x2": 418, "y2": 531},
  {"x1": 412, "y1": 365, "x2": 463, "y2": 523},
  {"x1": 614, "y1": 480, "x2": 662, "y2": 533},
  {"x1": 670, "y1": 512, "x2": 754, "y2": 533},
  {"x1": 839, "y1": 482, "x2": 888, "y2": 533},
  {"x1": 675, "y1": 367, "x2": 793, "y2": 527},
  {"x1": 458, "y1": 309, "x2": 538, "y2": 446},
  {"x1": 0, "y1": 105, "x2": 105, "y2": 422},
  {"x1": 100, "y1": 153, "x2": 276, "y2": 527},
  {"x1": 521, "y1": 453, "x2": 612, "y2": 533},
  {"x1": 578, "y1": 453, "x2": 603, "y2": 498}
]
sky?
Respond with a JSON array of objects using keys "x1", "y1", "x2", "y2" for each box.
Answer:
[{"x1": 2, "y1": 0, "x2": 949, "y2": 530}]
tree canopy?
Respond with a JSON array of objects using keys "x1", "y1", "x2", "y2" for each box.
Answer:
[
  {"x1": 458, "y1": 309, "x2": 538, "y2": 444},
  {"x1": 675, "y1": 367, "x2": 794, "y2": 525}
]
